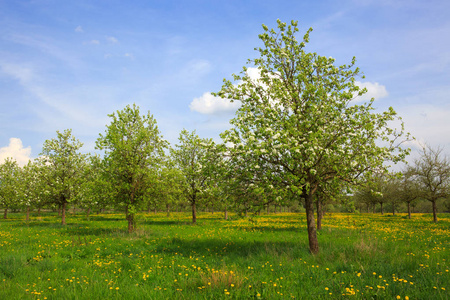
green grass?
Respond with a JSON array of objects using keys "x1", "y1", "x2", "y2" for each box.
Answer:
[{"x1": 0, "y1": 211, "x2": 448, "y2": 299}]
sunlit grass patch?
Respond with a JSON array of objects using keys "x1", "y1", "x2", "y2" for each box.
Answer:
[{"x1": 0, "y1": 211, "x2": 448, "y2": 299}]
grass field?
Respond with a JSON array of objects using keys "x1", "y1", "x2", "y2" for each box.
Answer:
[{"x1": 0, "y1": 211, "x2": 448, "y2": 299}]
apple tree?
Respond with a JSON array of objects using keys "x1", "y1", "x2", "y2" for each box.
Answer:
[
  {"x1": 96, "y1": 104, "x2": 167, "y2": 232},
  {"x1": 216, "y1": 20, "x2": 410, "y2": 254}
]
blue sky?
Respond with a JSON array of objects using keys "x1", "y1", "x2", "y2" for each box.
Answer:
[{"x1": 1, "y1": 0, "x2": 449, "y2": 166}]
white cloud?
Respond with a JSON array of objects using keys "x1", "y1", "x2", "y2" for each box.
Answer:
[
  {"x1": 106, "y1": 36, "x2": 118, "y2": 43},
  {"x1": 0, "y1": 138, "x2": 31, "y2": 167},
  {"x1": 190, "y1": 92, "x2": 240, "y2": 115},
  {"x1": 124, "y1": 53, "x2": 134, "y2": 59},
  {"x1": 75, "y1": 26, "x2": 84, "y2": 33},
  {"x1": 354, "y1": 81, "x2": 388, "y2": 102}
]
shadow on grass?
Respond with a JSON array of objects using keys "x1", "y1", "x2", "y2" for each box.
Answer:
[
  {"x1": 152, "y1": 236, "x2": 309, "y2": 259},
  {"x1": 142, "y1": 219, "x2": 190, "y2": 226},
  {"x1": 240, "y1": 225, "x2": 299, "y2": 232}
]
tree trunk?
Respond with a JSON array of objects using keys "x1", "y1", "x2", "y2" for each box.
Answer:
[
  {"x1": 154, "y1": 208, "x2": 157, "y2": 214},
  {"x1": 61, "y1": 202, "x2": 67, "y2": 225},
  {"x1": 224, "y1": 207, "x2": 228, "y2": 220},
  {"x1": 3, "y1": 207, "x2": 7, "y2": 219},
  {"x1": 392, "y1": 204, "x2": 395, "y2": 216},
  {"x1": 72, "y1": 205, "x2": 76, "y2": 214},
  {"x1": 380, "y1": 202, "x2": 384, "y2": 215},
  {"x1": 192, "y1": 193, "x2": 197, "y2": 224},
  {"x1": 407, "y1": 202, "x2": 411, "y2": 219},
  {"x1": 267, "y1": 205, "x2": 270, "y2": 214},
  {"x1": 26, "y1": 207, "x2": 30, "y2": 222},
  {"x1": 192, "y1": 201, "x2": 197, "y2": 224},
  {"x1": 38, "y1": 207, "x2": 41, "y2": 216},
  {"x1": 316, "y1": 199, "x2": 323, "y2": 231},
  {"x1": 305, "y1": 192, "x2": 319, "y2": 254},
  {"x1": 58, "y1": 205, "x2": 61, "y2": 217},
  {"x1": 86, "y1": 207, "x2": 91, "y2": 221},
  {"x1": 166, "y1": 204, "x2": 170, "y2": 217},
  {"x1": 432, "y1": 200, "x2": 438, "y2": 223},
  {"x1": 127, "y1": 213, "x2": 135, "y2": 233}
]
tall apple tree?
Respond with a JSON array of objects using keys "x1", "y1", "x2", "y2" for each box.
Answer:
[{"x1": 216, "y1": 20, "x2": 410, "y2": 254}]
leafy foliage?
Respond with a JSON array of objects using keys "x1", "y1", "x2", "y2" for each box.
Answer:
[{"x1": 96, "y1": 104, "x2": 167, "y2": 232}]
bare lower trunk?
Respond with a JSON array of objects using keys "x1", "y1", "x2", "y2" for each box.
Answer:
[
  {"x1": 72, "y1": 205, "x2": 76, "y2": 214},
  {"x1": 61, "y1": 202, "x2": 67, "y2": 225},
  {"x1": 166, "y1": 204, "x2": 170, "y2": 217},
  {"x1": 127, "y1": 213, "x2": 135, "y2": 233},
  {"x1": 267, "y1": 205, "x2": 270, "y2": 214},
  {"x1": 3, "y1": 207, "x2": 7, "y2": 219},
  {"x1": 224, "y1": 207, "x2": 228, "y2": 220},
  {"x1": 38, "y1": 207, "x2": 41, "y2": 216},
  {"x1": 305, "y1": 192, "x2": 319, "y2": 254},
  {"x1": 432, "y1": 200, "x2": 438, "y2": 223},
  {"x1": 316, "y1": 200, "x2": 323, "y2": 231},
  {"x1": 154, "y1": 208, "x2": 157, "y2": 214},
  {"x1": 392, "y1": 204, "x2": 395, "y2": 216},
  {"x1": 86, "y1": 207, "x2": 91, "y2": 220},
  {"x1": 26, "y1": 207, "x2": 30, "y2": 222},
  {"x1": 407, "y1": 202, "x2": 411, "y2": 219},
  {"x1": 192, "y1": 200, "x2": 197, "y2": 224},
  {"x1": 380, "y1": 203, "x2": 384, "y2": 215}
]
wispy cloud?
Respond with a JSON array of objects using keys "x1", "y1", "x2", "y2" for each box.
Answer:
[
  {"x1": 0, "y1": 62, "x2": 34, "y2": 84},
  {"x1": 87, "y1": 39, "x2": 100, "y2": 45},
  {"x1": 106, "y1": 36, "x2": 118, "y2": 43},
  {"x1": 75, "y1": 25, "x2": 84, "y2": 33},
  {"x1": 6, "y1": 33, "x2": 82, "y2": 69}
]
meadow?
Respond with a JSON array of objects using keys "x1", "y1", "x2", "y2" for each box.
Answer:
[{"x1": 0, "y1": 211, "x2": 448, "y2": 299}]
